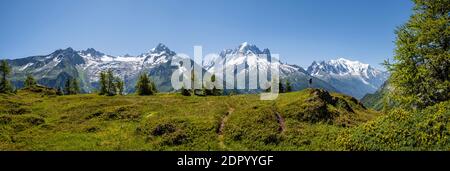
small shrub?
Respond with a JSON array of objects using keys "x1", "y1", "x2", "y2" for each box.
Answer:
[
  {"x1": 335, "y1": 98, "x2": 354, "y2": 113},
  {"x1": 84, "y1": 126, "x2": 100, "y2": 133},
  {"x1": 22, "y1": 115, "x2": 45, "y2": 126},
  {"x1": 337, "y1": 101, "x2": 450, "y2": 150},
  {"x1": 0, "y1": 115, "x2": 12, "y2": 124},
  {"x1": 160, "y1": 131, "x2": 189, "y2": 146},
  {"x1": 152, "y1": 123, "x2": 176, "y2": 136},
  {"x1": 85, "y1": 111, "x2": 103, "y2": 120},
  {"x1": 8, "y1": 107, "x2": 31, "y2": 115}
]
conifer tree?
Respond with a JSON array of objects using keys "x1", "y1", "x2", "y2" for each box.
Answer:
[
  {"x1": 64, "y1": 79, "x2": 72, "y2": 95},
  {"x1": 99, "y1": 71, "x2": 108, "y2": 95},
  {"x1": 135, "y1": 73, "x2": 154, "y2": 95},
  {"x1": 286, "y1": 80, "x2": 292, "y2": 93},
  {"x1": 150, "y1": 79, "x2": 157, "y2": 93},
  {"x1": 191, "y1": 70, "x2": 196, "y2": 94},
  {"x1": 99, "y1": 70, "x2": 124, "y2": 96},
  {"x1": 210, "y1": 74, "x2": 222, "y2": 96},
  {"x1": 63, "y1": 78, "x2": 79, "y2": 95},
  {"x1": 115, "y1": 77, "x2": 124, "y2": 95},
  {"x1": 24, "y1": 74, "x2": 37, "y2": 88},
  {"x1": 279, "y1": 80, "x2": 285, "y2": 93},
  {"x1": 71, "y1": 78, "x2": 79, "y2": 94},
  {"x1": 0, "y1": 60, "x2": 13, "y2": 93},
  {"x1": 384, "y1": 0, "x2": 450, "y2": 108},
  {"x1": 106, "y1": 69, "x2": 116, "y2": 96}
]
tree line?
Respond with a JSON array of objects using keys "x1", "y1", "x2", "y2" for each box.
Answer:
[
  {"x1": 97, "y1": 69, "x2": 157, "y2": 96},
  {"x1": 2, "y1": 59, "x2": 294, "y2": 96},
  {"x1": 0, "y1": 60, "x2": 158, "y2": 96}
]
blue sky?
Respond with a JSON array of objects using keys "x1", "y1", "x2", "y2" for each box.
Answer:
[{"x1": 0, "y1": 0, "x2": 413, "y2": 69}]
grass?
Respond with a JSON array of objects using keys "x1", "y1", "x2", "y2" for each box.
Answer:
[
  {"x1": 0, "y1": 87, "x2": 397, "y2": 151},
  {"x1": 337, "y1": 101, "x2": 450, "y2": 151}
]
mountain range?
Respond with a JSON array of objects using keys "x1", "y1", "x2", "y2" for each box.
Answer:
[
  {"x1": 307, "y1": 58, "x2": 389, "y2": 99},
  {"x1": 4, "y1": 42, "x2": 388, "y2": 99}
]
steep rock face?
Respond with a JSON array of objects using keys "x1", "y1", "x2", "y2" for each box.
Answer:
[
  {"x1": 307, "y1": 58, "x2": 389, "y2": 99},
  {"x1": 8, "y1": 47, "x2": 85, "y2": 91}
]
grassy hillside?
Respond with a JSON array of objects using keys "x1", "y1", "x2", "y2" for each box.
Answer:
[
  {"x1": 338, "y1": 101, "x2": 450, "y2": 150},
  {"x1": 0, "y1": 87, "x2": 380, "y2": 150},
  {"x1": 361, "y1": 81, "x2": 396, "y2": 111}
]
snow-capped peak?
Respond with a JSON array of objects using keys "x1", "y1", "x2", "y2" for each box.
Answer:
[
  {"x1": 330, "y1": 58, "x2": 369, "y2": 69},
  {"x1": 78, "y1": 48, "x2": 105, "y2": 57},
  {"x1": 237, "y1": 42, "x2": 262, "y2": 54},
  {"x1": 218, "y1": 42, "x2": 271, "y2": 59},
  {"x1": 151, "y1": 43, "x2": 174, "y2": 55},
  {"x1": 307, "y1": 58, "x2": 378, "y2": 77},
  {"x1": 136, "y1": 43, "x2": 176, "y2": 66},
  {"x1": 238, "y1": 42, "x2": 250, "y2": 51},
  {"x1": 307, "y1": 58, "x2": 389, "y2": 98}
]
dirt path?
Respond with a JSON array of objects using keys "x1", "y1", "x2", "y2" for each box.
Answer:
[
  {"x1": 218, "y1": 107, "x2": 234, "y2": 149},
  {"x1": 275, "y1": 112, "x2": 285, "y2": 133}
]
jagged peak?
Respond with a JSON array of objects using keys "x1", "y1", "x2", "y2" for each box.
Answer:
[
  {"x1": 307, "y1": 57, "x2": 388, "y2": 80},
  {"x1": 122, "y1": 53, "x2": 133, "y2": 57},
  {"x1": 262, "y1": 48, "x2": 270, "y2": 54},
  {"x1": 54, "y1": 47, "x2": 74, "y2": 53},
  {"x1": 78, "y1": 48, "x2": 105, "y2": 57},
  {"x1": 51, "y1": 47, "x2": 77, "y2": 56},
  {"x1": 151, "y1": 43, "x2": 171, "y2": 53},
  {"x1": 219, "y1": 42, "x2": 269, "y2": 57},
  {"x1": 329, "y1": 58, "x2": 368, "y2": 68},
  {"x1": 237, "y1": 42, "x2": 261, "y2": 54},
  {"x1": 64, "y1": 47, "x2": 74, "y2": 51}
]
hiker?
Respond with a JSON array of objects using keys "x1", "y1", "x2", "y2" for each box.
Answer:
[{"x1": 309, "y1": 78, "x2": 312, "y2": 88}]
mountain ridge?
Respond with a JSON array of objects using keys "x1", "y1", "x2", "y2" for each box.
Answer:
[
  {"x1": 4, "y1": 43, "x2": 386, "y2": 98},
  {"x1": 306, "y1": 58, "x2": 389, "y2": 99}
]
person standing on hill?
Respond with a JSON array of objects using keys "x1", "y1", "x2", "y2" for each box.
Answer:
[{"x1": 309, "y1": 78, "x2": 312, "y2": 88}]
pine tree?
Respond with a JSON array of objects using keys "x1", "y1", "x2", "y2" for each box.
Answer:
[
  {"x1": 135, "y1": 73, "x2": 154, "y2": 95},
  {"x1": 150, "y1": 80, "x2": 157, "y2": 93},
  {"x1": 24, "y1": 74, "x2": 37, "y2": 88},
  {"x1": 99, "y1": 70, "x2": 123, "y2": 96},
  {"x1": 115, "y1": 77, "x2": 124, "y2": 95},
  {"x1": 71, "y1": 78, "x2": 79, "y2": 94},
  {"x1": 204, "y1": 74, "x2": 213, "y2": 96},
  {"x1": 209, "y1": 74, "x2": 222, "y2": 96},
  {"x1": 286, "y1": 80, "x2": 292, "y2": 93},
  {"x1": 64, "y1": 79, "x2": 72, "y2": 95},
  {"x1": 0, "y1": 60, "x2": 13, "y2": 93},
  {"x1": 191, "y1": 70, "x2": 196, "y2": 94},
  {"x1": 99, "y1": 71, "x2": 108, "y2": 95},
  {"x1": 63, "y1": 78, "x2": 79, "y2": 95},
  {"x1": 384, "y1": 0, "x2": 450, "y2": 108},
  {"x1": 106, "y1": 69, "x2": 116, "y2": 96},
  {"x1": 279, "y1": 80, "x2": 285, "y2": 93}
]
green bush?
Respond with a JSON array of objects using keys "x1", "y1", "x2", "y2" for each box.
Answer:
[{"x1": 338, "y1": 101, "x2": 450, "y2": 151}]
